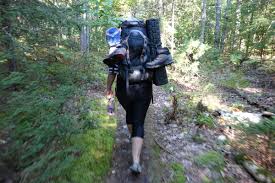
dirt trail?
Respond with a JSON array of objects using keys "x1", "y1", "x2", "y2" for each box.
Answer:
[
  {"x1": 105, "y1": 86, "x2": 163, "y2": 183},
  {"x1": 105, "y1": 84, "x2": 259, "y2": 183}
]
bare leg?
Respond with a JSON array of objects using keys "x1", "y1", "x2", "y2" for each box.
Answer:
[{"x1": 132, "y1": 137, "x2": 143, "y2": 164}]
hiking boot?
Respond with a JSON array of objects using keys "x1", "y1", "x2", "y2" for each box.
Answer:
[
  {"x1": 145, "y1": 53, "x2": 173, "y2": 69},
  {"x1": 103, "y1": 46, "x2": 126, "y2": 66},
  {"x1": 129, "y1": 162, "x2": 142, "y2": 174}
]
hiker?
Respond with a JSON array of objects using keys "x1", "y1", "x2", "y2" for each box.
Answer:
[{"x1": 104, "y1": 18, "x2": 173, "y2": 174}]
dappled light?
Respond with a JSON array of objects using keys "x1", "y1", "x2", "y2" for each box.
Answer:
[{"x1": 0, "y1": 0, "x2": 274, "y2": 182}]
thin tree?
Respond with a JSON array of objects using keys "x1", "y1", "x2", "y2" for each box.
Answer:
[
  {"x1": 220, "y1": 0, "x2": 232, "y2": 52},
  {"x1": 80, "y1": 0, "x2": 90, "y2": 53},
  {"x1": 214, "y1": 0, "x2": 221, "y2": 49},
  {"x1": 171, "y1": 0, "x2": 176, "y2": 55},
  {"x1": 200, "y1": 0, "x2": 207, "y2": 44},
  {"x1": 232, "y1": 0, "x2": 242, "y2": 50},
  {"x1": 245, "y1": 0, "x2": 257, "y2": 58}
]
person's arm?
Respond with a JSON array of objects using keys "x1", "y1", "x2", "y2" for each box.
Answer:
[
  {"x1": 106, "y1": 73, "x2": 116, "y2": 97},
  {"x1": 106, "y1": 64, "x2": 118, "y2": 98}
]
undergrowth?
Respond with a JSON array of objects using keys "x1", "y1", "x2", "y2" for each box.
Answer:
[
  {"x1": 196, "y1": 113, "x2": 215, "y2": 128},
  {"x1": 0, "y1": 50, "x2": 115, "y2": 182},
  {"x1": 194, "y1": 150, "x2": 225, "y2": 171},
  {"x1": 170, "y1": 163, "x2": 186, "y2": 183}
]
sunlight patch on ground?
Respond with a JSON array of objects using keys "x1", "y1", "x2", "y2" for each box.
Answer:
[
  {"x1": 220, "y1": 111, "x2": 262, "y2": 124},
  {"x1": 241, "y1": 87, "x2": 263, "y2": 94},
  {"x1": 201, "y1": 94, "x2": 227, "y2": 111}
]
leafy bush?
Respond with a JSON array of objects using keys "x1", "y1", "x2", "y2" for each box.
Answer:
[
  {"x1": 185, "y1": 39, "x2": 210, "y2": 61},
  {"x1": 199, "y1": 48, "x2": 224, "y2": 67},
  {"x1": 220, "y1": 71, "x2": 250, "y2": 89},
  {"x1": 196, "y1": 113, "x2": 215, "y2": 128},
  {"x1": 230, "y1": 51, "x2": 245, "y2": 66}
]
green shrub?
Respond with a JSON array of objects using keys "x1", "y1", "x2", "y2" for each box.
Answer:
[
  {"x1": 196, "y1": 113, "x2": 215, "y2": 128},
  {"x1": 238, "y1": 117, "x2": 275, "y2": 151},
  {"x1": 0, "y1": 50, "x2": 115, "y2": 182},
  {"x1": 192, "y1": 134, "x2": 205, "y2": 144},
  {"x1": 170, "y1": 163, "x2": 186, "y2": 183},
  {"x1": 220, "y1": 71, "x2": 250, "y2": 89},
  {"x1": 195, "y1": 151, "x2": 225, "y2": 171},
  {"x1": 230, "y1": 51, "x2": 245, "y2": 66}
]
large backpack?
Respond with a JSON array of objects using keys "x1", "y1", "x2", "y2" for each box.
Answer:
[{"x1": 118, "y1": 20, "x2": 153, "y2": 87}]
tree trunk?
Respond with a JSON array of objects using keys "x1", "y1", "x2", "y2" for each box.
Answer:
[
  {"x1": 158, "y1": 0, "x2": 164, "y2": 16},
  {"x1": 80, "y1": 1, "x2": 90, "y2": 53},
  {"x1": 200, "y1": 0, "x2": 207, "y2": 44},
  {"x1": 214, "y1": 0, "x2": 221, "y2": 49},
  {"x1": 220, "y1": 0, "x2": 231, "y2": 52},
  {"x1": 171, "y1": 0, "x2": 176, "y2": 55},
  {"x1": 245, "y1": 0, "x2": 256, "y2": 58},
  {"x1": 245, "y1": 11, "x2": 254, "y2": 58},
  {"x1": 233, "y1": 0, "x2": 242, "y2": 50}
]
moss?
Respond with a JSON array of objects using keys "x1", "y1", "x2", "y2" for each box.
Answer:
[
  {"x1": 195, "y1": 151, "x2": 225, "y2": 171},
  {"x1": 170, "y1": 163, "x2": 186, "y2": 183},
  {"x1": 63, "y1": 98, "x2": 117, "y2": 183}
]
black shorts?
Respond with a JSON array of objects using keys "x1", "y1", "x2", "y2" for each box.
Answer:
[{"x1": 115, "y1": 77, "x2": 152, "y2": 138}]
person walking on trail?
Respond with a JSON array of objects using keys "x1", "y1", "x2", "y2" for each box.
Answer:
[{"x1": 103, "y1": 18, "x2": 173, "y2": 174}]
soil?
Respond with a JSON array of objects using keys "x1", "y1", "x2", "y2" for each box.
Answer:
[
  {"x1": 104, "y1": 84, "x2": 257, "y2": 183},
  {"x1": 105, "y1": 88, "x2": 164, "y2": 183}
]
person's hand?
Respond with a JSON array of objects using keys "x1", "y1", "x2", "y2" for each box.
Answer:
[{"x1": 106, "y1": 89, "x2": 114, "y2": 99}]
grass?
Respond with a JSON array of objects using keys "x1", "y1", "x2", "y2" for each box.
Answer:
[
  {"x1": 219, "y1": 71, "x2": 250, "y2": 89},
  {"x1": 170, "y1": 163, "x2": 186, "y2": 183},
  {"x1": 196, "y1": 113, "x2": 215, "y2": 128},
  {"x1": 152, "y1": 143, "x2": 161, "y2": 158},
  {"x1": 194, "y1": 151, "x2": 225, "y2": 171},
  {"x1": 192, "y1": 134, "x2": 205, "y2": 144}
]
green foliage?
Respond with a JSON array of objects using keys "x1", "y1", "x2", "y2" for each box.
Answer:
[
  {"x1": 170, "y1": 163, "x2": 186, "y2": 183},
  {"x1": 196, "y1": 113, "x2": 215, "y2": 128},
  {"x1": 239, "y1": 117, "x2": 275, "y2": 140},
  {"x1": 220, "y1": 71, "x2": 250, "y2": 89},
  {"x1": 200, "y1": 48, "x2": 224, "y2": 65},
  {"x1": 0, "y1": 0, "x2": 118, "y2": 182},
  {"x1": 64, "y1": 99, "x2": 116, "y2": 183},
  {"x1": 230, "y1": 51, "x2": 245, "y2": 66},
  {"x1": 195, "y1": 151, "x2": 225, "y2": 171},
  {"x1": 258, "y1": 60, "x2": 275, "y2": 74},
  {"x1": 0, "y1": 52, "x2": 115, "y2": 182},
  {"x1": 185, "y1": 40, "x2": 211, "y2": 61},
  {"x1": 192, "y1": 134, "x2": 205, "y2": 144}
]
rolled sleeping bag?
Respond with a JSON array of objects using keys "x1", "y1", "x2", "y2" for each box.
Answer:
[{"x1": 146, "y1": 19, "x2": 169, "y2": 86}]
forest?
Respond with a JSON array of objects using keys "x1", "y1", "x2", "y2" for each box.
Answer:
[{"x1": 0, "y1": 0, "x2": 274, "y2": 182}]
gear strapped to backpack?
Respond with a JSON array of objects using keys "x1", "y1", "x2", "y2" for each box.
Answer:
[
  {"x1": 118, "y1": 20, "x2": 153, "y2": 87},
  {"x1": 104, "y1": 18, "x2": 174, "y2": 90}
]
